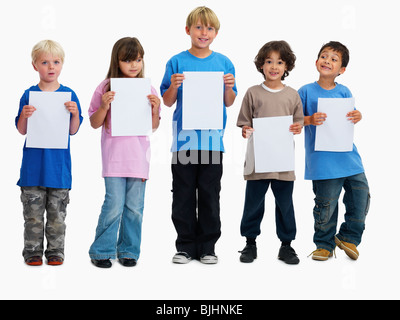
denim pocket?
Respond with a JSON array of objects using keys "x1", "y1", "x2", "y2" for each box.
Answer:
[{"x1": 313, "y1": 200, "x2": 330, "y2": 224}]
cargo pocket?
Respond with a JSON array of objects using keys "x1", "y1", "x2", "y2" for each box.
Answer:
[{"x1": 313, "y1": 199, "x2": 330, "y2": 225}]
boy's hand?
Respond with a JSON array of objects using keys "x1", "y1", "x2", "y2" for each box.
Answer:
[
  {"x1": 223, "y1": 73, "x2": 235, "y2": 89},
  {"x1": 65, "y1": 101, "x2": 79, "y2": 116},
  {"x1": 290, "y1": 122, "x2": 302, "y2": 135},
  {"x1": 20, "y1": 105, "x2": 36, "y2": 119},
  {"x1": 170, "y1": 74, "x2": 185, "y2": 89},
  {"x1": 310, "y1": 112, "x2": 327, "y2": 126},
  {"x1": 347, "y1": 110, "x2": 362, "y2": 124},
  {"x1": 242, "y1": 126, "x2": 254, "y2": 139},
  {"x1": 101, "y1": 91, "x2": 115, "y2": 111}
]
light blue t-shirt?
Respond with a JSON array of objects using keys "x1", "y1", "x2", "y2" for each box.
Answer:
[
  {"x1": 160, "y1": 50, "x2": 237, "y2": 152},
  {"x1": 15, "y1": 84, "x2": 83, "y2": 189},
  {"x1": 298, "y1": 82, "x2": 364, "y2": 180}
]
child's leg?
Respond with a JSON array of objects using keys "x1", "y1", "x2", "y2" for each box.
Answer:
[
  {"x1": 337, "y1": 173, "x2": 370, "y2": 246},
  {"x1": 21, "y1": 187, "x2": 46, "y2": 260},
  {"x1": 270, "y1": 180, "x2": 296, "y2": 243},
  {"x1": 117, "y1": 178, "x2": 146, "y2": 260},
  {"x1": 45, "y1": 188, "x2": 69, "y2": 259},
  {"x1": 240, "y1": 180, "x2": 271, "y2": 240},
  {"x1": 171, "y1": 151, "x2": 198, "y2": 258},
  {"x1": 89, "y1": 177, "x2": 126, "y2": 260},
  {"x1": 312, "y1": 178, "x2": 344, "y2": 251},
  {"x1": 196, "y1": 151, "x2": 223, "y2": 256}
]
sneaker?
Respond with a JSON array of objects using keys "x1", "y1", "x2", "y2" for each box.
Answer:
[
  {"x1": 335, "y1": 236, "x2": 359, "y2": 260},
  {"x1": 25, "y1": 256, "x2": 43, "y2": 266},
  {"x1": 278, "y1": 245, "x2": 300, "y2": 265},
  {"x1": 47, "y1": 256, "x2": 64, "y2": 266},
  {"x1": 239, "y1": 244, "x2": 257, "y2": 263},
  {"x1": 200, "y1": 254, "x2": 218, "y2": 264},
  {"x1": 172, "y1": 252, "x2": 192, "y2": 264},
  {"x1": 309, "y1": 248, "x2": 333, "y2": 261}
]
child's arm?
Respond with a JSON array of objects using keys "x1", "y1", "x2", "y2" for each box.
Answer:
[
  {"x1": 148, "y1": 94, "x2": 161, "y2": 130},
  {"x1": 90, "y1": 91, "x2": 115, "y2": 129},
  {"x1": 17, "y1": 105, "x2": 36, "y2": 135},
  {"x1": 65, "y1": 101, "x2": 81, "y2": 135},
  {"x1": 224, "y1": 74, "x2": 236, "y2": 107},
  {"x1": 162, "y1": 74, "x2": 185, "y2": 107},
  {"x1": 304, "y1": 112, "x2": 327, "y2": 126}
]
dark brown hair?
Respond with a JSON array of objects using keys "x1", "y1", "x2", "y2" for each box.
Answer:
[
  {"x1": 317, "y1": 41, "x2": 349, "y2": 68},
  {"x1": 254, "y1": 40, "x2": 296, "y2": 80}
]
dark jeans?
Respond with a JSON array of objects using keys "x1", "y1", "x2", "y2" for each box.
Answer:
[
  {"x1": 240, "y1": 179, "x2": 297, "y2": 243},
  {"x1": 171, "y1": 151, "x2": 223, "y2": 259},
  {"x1": 312, "y1": 172, "x2": 370, "y2": 251}
]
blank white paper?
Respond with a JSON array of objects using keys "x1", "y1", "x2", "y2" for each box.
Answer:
[
  {"x1": 26, "y1": 91, "x2": 71, "y2": 149},
  {"x1": 253, "y1": 116, "x2": 295, "y2": 173},
  {"x1": 111, "y1": 78, "x2": 152, "y2": 136},
  {"x1": 182, "y1": 72, "x2": 224, "y2": 130},
  {"x1": 315, "y1": 97, "x2": 355, "y2": 152}
]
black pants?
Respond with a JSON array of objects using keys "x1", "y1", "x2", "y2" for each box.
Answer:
[
  {"x1": 240, "y1": 179, "x2": 297, "y2": 243},
  {"x1": 171, "y1": 151, "x2": 223, "y2": 259}
]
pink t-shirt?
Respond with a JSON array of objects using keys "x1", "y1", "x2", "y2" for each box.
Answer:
[{"x1": 89, "y1": 79, "x2": 158, "y2": 180}]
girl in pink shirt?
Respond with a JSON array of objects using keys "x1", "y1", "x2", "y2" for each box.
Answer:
[{"x1": 88, "y1": 37, "x2": 160, "y2": 268}]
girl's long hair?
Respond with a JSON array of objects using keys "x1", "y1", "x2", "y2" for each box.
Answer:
[{"x1": 104, "y1": 37, "x2": 145, "y2": 130}]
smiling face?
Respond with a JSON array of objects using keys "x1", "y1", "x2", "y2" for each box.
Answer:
[
  {"x1": 262, "y1": 51, "x2": 287, "y2": 87},
  {"x1": 186, "y1": 19, "x2": 218, "y2": 52},
  {"x1": 33, "y1": 53, "x2": 63, "y2": 85},
  {"x1": 316, "y1": 47, "x2": 346, "y2": 78}
]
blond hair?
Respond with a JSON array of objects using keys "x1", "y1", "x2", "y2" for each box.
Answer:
[
  {"x1": 31, "y1": 40, "x2": 65, "y2": 64},
  {"x1": 186, "y1": 6, "x2": 220, "y2": 32}
]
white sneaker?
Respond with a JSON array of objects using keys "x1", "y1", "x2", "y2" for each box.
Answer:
[
  {"x1": 172, "y1": 252, "x2": 192, "y2": 264},
  {"x1": 200, "y1": 254, "x2": 218, "y2": 264}
]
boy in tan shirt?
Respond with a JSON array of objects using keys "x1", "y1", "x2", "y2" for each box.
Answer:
[{"x1": 237, "y1": 41, "x2": 304, "y2": 264}]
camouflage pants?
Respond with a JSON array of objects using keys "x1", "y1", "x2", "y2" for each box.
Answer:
[{"x1": 20, "y1": 187, "x2": 70, "y2": 260}]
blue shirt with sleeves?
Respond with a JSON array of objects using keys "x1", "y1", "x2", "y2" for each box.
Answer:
[
  {"x1": 160, "y1": 50, "x2": 237, "y2": 152},
  {"x1": 15, "y1": 84, "x2": 83, "y2": 189},
  {"x1": 298, "y1": 81, "x2": 364, "y2": 180}
]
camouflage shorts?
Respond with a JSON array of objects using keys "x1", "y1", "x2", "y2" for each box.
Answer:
[{"x1": 20, "y1": 187, "x2": 70, "y2": 260}]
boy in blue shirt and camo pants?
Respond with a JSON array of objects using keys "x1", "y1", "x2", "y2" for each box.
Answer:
[{"x1": 16, "y1": 40, "x2": 83, "y2": 266}]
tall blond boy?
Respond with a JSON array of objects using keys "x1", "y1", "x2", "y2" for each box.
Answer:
[{"x1": 160, "y1": 6, "x2": 237, "y2": 264}]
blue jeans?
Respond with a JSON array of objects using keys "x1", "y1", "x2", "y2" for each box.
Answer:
[
  {"x1": 89, "y1": 177, "x2": 146, "y2": 260},
  {"x1": 312, "y1": 172, "x2": 370, "y2": 251}
]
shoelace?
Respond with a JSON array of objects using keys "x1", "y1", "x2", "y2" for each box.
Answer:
[{"x1": 307, "y1": 247, "x2": 336, "y2": 258}]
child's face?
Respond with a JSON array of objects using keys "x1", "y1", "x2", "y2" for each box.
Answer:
[
  {"x1": 119, "y1": 56, "x2": 143, "y2": 78},
  {"x1": 33, "y1": 53, "x2": 63, "y2": 84},
  {"x1": 316, "y1": 48, "x2": 346, "y2": 78},
  {"x1": 262, "y1": 51, "x2": 287, "y2": 83},
  {"x1": 186, "y1": 19, "x2": 218, "y2": 50}
]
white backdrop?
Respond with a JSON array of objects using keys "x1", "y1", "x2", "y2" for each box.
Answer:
[{"x1": 0, "y1": 0, "x2": 398, "y2": 300}]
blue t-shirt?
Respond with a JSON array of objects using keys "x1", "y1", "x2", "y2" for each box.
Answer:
[
  {"x1": 298, "y1": 82, "x2": 364, "y2": 180},
  {"x1": 160, "y1": 50, "x2": 237, "y2": 152},
  {"x1": 15, "y1": 84, "x2": 83, "y2": 189}
]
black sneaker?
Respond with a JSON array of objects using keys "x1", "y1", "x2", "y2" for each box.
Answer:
[
  {"x1": 278, "y1": 245, "x2": 300, "y2": 265},
  {"x1": 239, "y1": 244, "x2": 257, "y2": 263}
]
